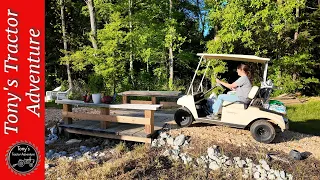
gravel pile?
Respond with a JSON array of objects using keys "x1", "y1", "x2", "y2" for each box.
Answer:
[{"x1": 152, "y1": 132, "x2": 293, "y2": 180}]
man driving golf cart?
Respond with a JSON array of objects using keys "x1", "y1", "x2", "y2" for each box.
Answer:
[
  {"x1": 174, "y1": 53, "x2": 289, "y2": 143},
  {"x1": 207, "y1": 64, "x2": 253, "y2": 119}
]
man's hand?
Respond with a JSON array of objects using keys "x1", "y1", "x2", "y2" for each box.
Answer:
[{"x1": 216, "y1": 78, "x2": 221, "y2": 84}]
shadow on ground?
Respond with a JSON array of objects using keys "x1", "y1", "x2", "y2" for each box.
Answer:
[{"x1": 288, "y1": 119, "x2": 320, "y2": 136}]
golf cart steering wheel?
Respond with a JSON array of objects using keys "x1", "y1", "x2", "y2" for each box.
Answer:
[{"x1": 203, "y1": 83, "x2": 224, "y2": 96}]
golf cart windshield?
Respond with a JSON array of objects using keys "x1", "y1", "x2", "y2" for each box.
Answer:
[{"x1": 187, "y1": 53, "x2": 271, "y2": 95}]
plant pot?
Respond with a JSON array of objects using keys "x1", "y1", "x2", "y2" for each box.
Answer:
[{"x1": 92, "y1": 93, "x2": 101, "y2": 104}]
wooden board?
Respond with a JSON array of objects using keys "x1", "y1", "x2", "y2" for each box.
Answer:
[
  {"x1": 62, "y1": 112, "x2": 151, "y2": 125},
  {"x1": 56, "y1": 100, "x2": 162, "y2": 110},
  {"x1": 64, "y1": 128, "x2": 152, "y2": 143},
  {"x1": 60, "y1": 121, "x2": 151, "y2": 137},
  {"x1": 159, "y1": 101, "x2": 178, "y2": 107},
  {"x1": 130, "y1": 100, "x2": 153, "y2": 104},
  {"x1": 118, "y1": 91, "x2": 182, "y2": 97}
]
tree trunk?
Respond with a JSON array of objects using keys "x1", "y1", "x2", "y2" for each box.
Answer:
[
  {"x1": 60, "y1": 0, "x2": 72, "y2": 89},
  {"x1": 129, "y1": 0, "x2": 134, "y2": 87},
  {"x1": 168, "y1": 0, "x2": 174, "y2": 90},
  {"x1": 196, "y1": 0, "x2": 205, "y2": 37},
  {"x1": 294, "y1": 7, "x2": 299, "y2": 41},
  {"x1": 86, "y1": 0, "x2": 98, "y2": 49}
]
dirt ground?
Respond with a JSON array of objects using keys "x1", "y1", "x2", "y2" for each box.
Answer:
[
  {"x1": 46, "y1": 107, "x2": 320, "y2": 179},
  {"x1": 46, "y1": 107, "x2": 320, "y2": 160}
]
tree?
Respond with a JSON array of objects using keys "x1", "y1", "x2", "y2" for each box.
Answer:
[
  {"x1": 60, "y1": 0, "x2": 73, "y2": 89},
  {"x1": 85, "y1": 0, "x2": 98, "y2": 49},
  {"x1": 205, "y1": 0, "x2": 319, "y2": 95}
]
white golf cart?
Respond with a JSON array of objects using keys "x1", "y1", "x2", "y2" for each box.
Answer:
[{"x1": 174, "y1": 53, "x2": 289, "y2": 143}]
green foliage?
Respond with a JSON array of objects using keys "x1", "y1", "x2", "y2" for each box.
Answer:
[
  {"x1": 88, "y1": 73, "x2": 105, "y2": 94},
  {"x1": 206, "y1": 0, "x2": 320, "y2": 95},
  {"x1": 46, "y1": 0, "x2": 319, "y2": 97},
  {"x1": 68, "y1": 79, "x2": 87, "y2": 100}
]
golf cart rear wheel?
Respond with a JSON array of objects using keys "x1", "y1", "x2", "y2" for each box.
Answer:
[
  {"x1": 174, "y1": 107, "x2": 194, "y2": 127},
  {"x1": 250, "y1": 120, "x2": 276, "y2": 144}
]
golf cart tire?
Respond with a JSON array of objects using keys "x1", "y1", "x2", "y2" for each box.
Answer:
[
  {"x1": 174, "y1": 107, "x2": 194, "y2": 127},
  {"x1": 250, "y1": 120, "x2": 276, "y2": 144}
]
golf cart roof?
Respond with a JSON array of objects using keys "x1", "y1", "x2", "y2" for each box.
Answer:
[{"x1": 197, "y1": 53, "x2": 270, "y2": 64}]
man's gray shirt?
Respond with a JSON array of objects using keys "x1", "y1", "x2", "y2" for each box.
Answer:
[{"x1": 234, "y1": 76, "x2": 252, "y2": 102}]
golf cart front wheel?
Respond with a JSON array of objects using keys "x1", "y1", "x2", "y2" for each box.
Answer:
[
  {"x1": 250, "y1": 120, "x2": 276, "y2": 144},
  {"x1": 174, "y1": 107, "x2": 194, "y2": 127}
]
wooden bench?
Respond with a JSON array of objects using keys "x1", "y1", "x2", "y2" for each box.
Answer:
[
  {"x1": 119, "y1": 91, "x2": 182, "y2": 108},
  {"x1": 55, "y1": 100, "x2": 162, "y2": 143}
]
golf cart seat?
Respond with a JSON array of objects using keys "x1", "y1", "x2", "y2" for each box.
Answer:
[{"x1": 222, "y1": 86, "x2": 260, "y2": 109}]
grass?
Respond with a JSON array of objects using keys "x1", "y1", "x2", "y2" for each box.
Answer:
[
  {"x1": 286, "y1": 100, "x2": 320, "y2": 136},
  {"x1": 45, "y1": 101, "x2": 62, "y2": 109}
]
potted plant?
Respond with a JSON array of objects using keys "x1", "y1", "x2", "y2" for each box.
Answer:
[{"x1": 87, "y1": 74, "x2": 105, "y2": 104}]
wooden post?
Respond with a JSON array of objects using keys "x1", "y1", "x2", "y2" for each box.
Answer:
[
  {"x1": 144, "y1": 110, "x2": 154, "y2": 134},
  {"x1": 63, "y1": 104, "x2": 72, "y2": 124},
  {"x1": 122, "y1": 95, "x2": 128, "y2": 104},
  {"x1": 62, "y1": 104, "x2": 72, "y2": 138},
  {"x1": 100, "y1": 107, "x2": 110, "y2": 129},
  {"x1": 151, "y1": 96, "x2": 156, "y2": 104}
]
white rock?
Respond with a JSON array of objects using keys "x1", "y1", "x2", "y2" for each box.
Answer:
[
  {"x1": 166, "y1": 137, "x2": 174, "y2": 146},
  {"x1": 151, "y1": 139, "x2": 158, "y2": 147},
  {"x1": 259, "y1": 168, "x2": 267, "y2": 175},
  {"x1": 45, "y1": 164, "x2": 49, "y2": 170},
  {"x1": 269, "y1": 169, "x2": 275, "y2": 174},
  {"x1": 237, "y1": 161, "x2": 244, "y2": 168},
  {"x1": 234, "y1": 157, "x2": 241, "y2": 162},
  {"x1": 242, "y1": 173, "x2": 249, "y2": 179},
  {"x1": 65, "y1": 139, "x2": 82, "y2": 145},
  {"x1": 159, "y1": 139, "x2": 166, "y2": 146},
  {"x1": 259, "y1": 159, "x2": 268, "y2": 165},
  {"x1": 246, "y1": 158, "x2": 253, "y2": 164},
  {"x1": 45, "y1": 140, "x2": 52, "y2": 145},
  {"x1": 274, "y1": 170, "x2": 280, "y2": 177},
  {"x1": 252, "y1": 167, "x2": 258, "y2": 173},
  {"x1": 68, "y1": 157, "x2": 74, "y2": 160},
  {"x1": 159, "y1": 132, "x2": 169, "y2": 139},
  {"x1": 241, "y1": 160, "x2": 246, "y2": 166},
  {"x1": 162, "y1": 150, "x2": 171, "y2": 156},
  {"x1": 254, "y1": 172, "x2": 260, "y2": 179},
  {"x1": 98, "y1": 152, "x2": 105, "y2": 157},
  {"x1": 181, "y1": 154, "x2": 192, "y2": 164},
  {"x1": 173, "y1": 146, "x2": 180, "y2": 150},
  {"x1": 182, "y1": 140, "x2": 189, "y2": 147},
  {"x1": 171, "y1": 154, "x2": 180, "y2": 160},
  {"x1": 261, "y1": 172, "x2": 267, "y2": 179},
  {"x1": 262, "y1": 163, "x2": 270, "y2": 171},
  {"x1": 50, "y1": 127, "x2": 58, "y2": 134},
  {"x1": 171, "y1": 149, "x2": 180, "y2": 156},
  {"x1": 287, "y1": 174, "x2": 293, "y2": 180},
  {"x1": 247, "y1": 162, "x2": 253, "y2": 168},
  {"x1": 173, "y1": 134, "x2": 186, "y2": 146},
  {"x1": 209, "y1": 161, "x2": 220, "y2": 170},
  {"x1": 200, "y1": 155, "x2": 210, "y2": 163},
  {"x1": 268, "y1": 174, "x2": 276, "y2": 180},
  {"x1": 280, "y1": 171, "x2": 286, "y2": 179},
  {"x1": 224, "y1": 160, "x2": 232, "y2": 166},
  {"x1": 208, "y1": 146, "x2": 220, "y2": 159}
]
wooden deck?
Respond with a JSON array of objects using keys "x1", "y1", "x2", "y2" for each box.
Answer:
[{"x1": 59, "y1": 111, "x2": 174, "y2": 143}]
